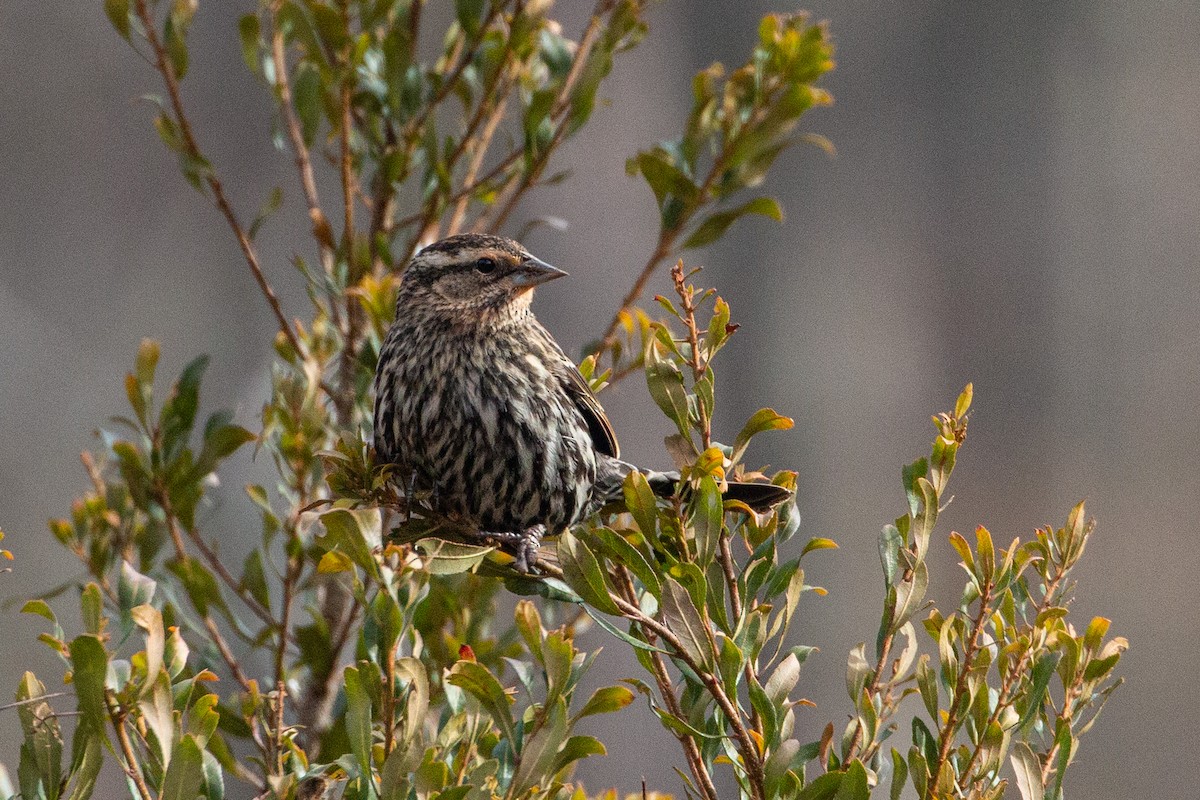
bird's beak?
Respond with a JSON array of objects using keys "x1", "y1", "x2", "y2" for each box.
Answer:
[{"x1": 511, "y1": 255, "x2": 568, "y2": 287}]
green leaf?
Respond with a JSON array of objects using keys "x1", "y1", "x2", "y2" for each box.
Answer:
[
  {"x1": 889, "y1": 748, "x2": 909, "y2": 800},
  {"x1": 510, "y1": 699, "x2": 568, "y2": 795},
  {"x1": 138, "y1": 671, "x2": 174, "y2": 766},
  {"x1": 1016, "y1": 652, "x2": 1061, "y2": 732},
  {"x1": 834, "y1": 760, "x2": 870, "y2": 800},
  {"x1": 683, "y1": 197, "x2": 783, "y2": 249},
  {"x1": 446, "y1": 661, "x2": 515, "y2": 745},
  {"x1": 556, "y1": 531, "x2": 620, "y2": 614},
  {"x1": 68, "y1": 636, "x2": 108, "y2": 752},
  {"x1": 239, "y1": 550, "x2": 270, "y2": 613},
  {"x1": 161, "y1": 354, "x2": 207, "y2": 462},
  {"x1": 948, "y1": 531, "x2": 975, "y2": 574},
  {"x1": 975, "y1": 525, "x2": 996, "y2": 585},
  {"x1": 187, "y1": 694, "x2": 220, "y2": 747},
  {"x1": 395, "y1": 657, "x2": 429, "y2": 751},
  {"x1": 763, "y1": 738, "x2": 800, "y2": 798},
  {"x1": 552, "y1": 735, "x2": 606, "y2": 773},
  {"x1": 160, "y1": 734, "x2": 204, "y2": 800},
  {"x1": 800, "y1": 537, "x2": 839, "y2": 559},
  {"x1": 168, "y1": 557, "x2": 229, "y2": 618},
  {"x1": 21, "y1": 600, "x2": 57, "y2": 624},
  {"x1": 623, "y1": 472, "x2": 660, "y2": 540},
  {"x1": 195, "y1": 421, "x2": 254, "y2": 475},
  {"x1": 105, "y1": 0, "x2": 132, "y2": 40},
  {"x1": 732, "y1": 408, "x2": 793, "y2": 464},
  {"x1": 691, "y1": 475, "x2": 723, "y2": 566},
  {"x1": 164, "y1": 8, "x2": 191, "y2": 80},
  {"x1": 765, "y1": 652, "x2": 801, "y2": 707},
  {"x1": 344, "y1": 666, "x2": 372, "y2": 781},
  {"x1": 80, "y1": 582, "x2": 104, "y2": 636},
  {"x1": 1009, "y1": 742, "x2": 1043, "y2": 800},
  {"x1": 660, "y1": 577, "x2": 712, "y2": 669},
  {"x1": 320, "y1": 509, "x2": 382, "y2": 580},
  {"x1": 248, "y1": 185, "x2": 283, "y2": 240},
  {"x1": 237, "y1": 13, "x2": 260, "y2": 73},
  {"x1": 454, "y1": 0, "x2": 485, "y2": 36},
  {"x1": 574, "y1": 686, "x2": 635, "y2": 720},
  {"x1": 901, "y1": 457, "x2": 928, "y2": 518},
  {"x1": 916, "y1": 654, "x2": 938, "y2": 720},
  {"x1": 954, "y1": 383, "x2": 973, "y2": 419},
  {"x1": 131, "y1": 605, "x2": 165, "y2": 696},
  {"x1": 135, "y1": 337, "x2": 160, "y2": 398},
  {"x1": 16, "y1": 673, "x2": 61, "y2": 800},
  {"x1": 293, "y1": 62, "x2": 323, "y2": 146},
  {"x1": 644, "y1": 340, "x2": 691, "y2": 440},
  {"x1": 1083, "y1": 651, "x2": 1122, "y2": 682},
  {"x1": 118, "y1": 562, "x2": 157, "y2": 633},
  {"x1": 630, "y1": 149, "x2": 700, "y2": 213},
  {"x1": 797, "y1": 770, "x2": 843, "y2": 800},
  {"x1": 593, "y1": 527, "x2": 661, "y2": 598},
  {"x1": 414, "y1": 537, "x2": 493, "y2": 575},
  {"x1": 61, "y1": 734, "x2": 101, "y2": 800},
  {"x1": 845, "y1": 641, "x2": 871, "y2": 705},
  {"x1": 891, "y1": 561, "x2": 929, "y2": 633}
]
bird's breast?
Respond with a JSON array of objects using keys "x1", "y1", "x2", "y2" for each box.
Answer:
[{"x1": 378, "y1": 317, "x2": 596, "y2": 532}]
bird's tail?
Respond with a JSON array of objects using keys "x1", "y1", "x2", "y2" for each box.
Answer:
[{"x1": 597, "y1": 457, "x2": 793, "y2": 513}]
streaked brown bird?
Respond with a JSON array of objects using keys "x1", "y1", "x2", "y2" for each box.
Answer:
[{"x1": 373, "y1": 233, "x2": 790, "y2": 571}]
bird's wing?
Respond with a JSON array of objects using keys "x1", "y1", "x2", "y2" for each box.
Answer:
[{"x1": 561, "y1": 362, "x2": 621, "y2": 459}]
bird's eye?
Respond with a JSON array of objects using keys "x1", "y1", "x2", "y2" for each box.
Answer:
[{"x1": 475, "y1": 257, "x2": 497, "y2": 274}]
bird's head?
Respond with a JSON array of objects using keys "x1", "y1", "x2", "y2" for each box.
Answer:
[{"x1": 398, "y1": 234, "x2": 566, "y2": 320}]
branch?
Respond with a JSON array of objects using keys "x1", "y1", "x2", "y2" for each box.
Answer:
[
  {"x1": 542, "y1": 560, "x2": 765, "y2": 799},
  {"x1": 613, "y1": 567, "x2": 720, "y2": 800},
  {"x1": 483, "y1": 0, "x2": 618, "y2": 232},
  {"x1": 334, "y1": 0, "x2": 362, "y2": 428},
  {"x1": 157, "y1": 487, "x2": 272, "y2": 692},
  {"x1": 0, "y1": 692, "x2": 72, "y2": 713},
  {"x1": 203, "y1": 616, "x2": 255, "y2": 693},
  {"x1": 957, "y1": 563, "x2": 1058, "y2": 790},
  {"x1": 596, "y1": 231, "x2": 675, "y2": 360},
  {"x1": 109, "y1": 700, "x2": 154, "y2": 800},
  {"x1": 931, "y1": 579, "x2": 994, "y2": 782},
  {"x1": 596, "y1": 94, "x2": 780, "y2": 369},
  {"x1": 131, "y1": 0, "x2": 302, "y2": 357},
  {"x1": 268, "y1": 1, "x2": 335, "y2": 269}
]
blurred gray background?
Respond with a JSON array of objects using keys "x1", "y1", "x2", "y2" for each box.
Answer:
[{"x1": 2, "y1": 1, "x2": 1195, "y2": 797}]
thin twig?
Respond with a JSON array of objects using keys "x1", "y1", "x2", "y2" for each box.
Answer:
[
  {"x1": 156, "y1": 487, "x2": 264, "y2": 692},
  {"x1": 274, "y1": 679, "x2": 288, "y2": 775},
  {"x1": 614, "y1": 567, "x2": 720, "y2": 800},
  {"x1": 957, "y1": 564, "x2": 1058, "y2": 790},
  {"x1": 204, "y1": 616, "x2": 255, "y2": 693},
  {"x1": 932, "y1": 578, "x2": 994, "y2": 781},
  {"x1": 596, "y1": 231, "x2": 675, "y2": 363},
  {"x1": 542, "y1": 560, "x2": 765, "y2": 799},
  {"x1": 597, "y1": 93, "x2": 779, "y2": 373},
  {"x1": 334, "y1": 0, "x2": 362, "y2": 428},
  {"x1": 268, "y1": 1, "x2": 335, "y2": 270},
  {"x1": 109, "y1": 702, "x2": 155, "y2": 800},
  {"x1": 484, "y1": 0, "x2": 618, "y2": 232},
  {"x1": 447, "y1": 66, "x2": 515, "y2": 234},
  {"x1": 0, "y1": 692, "x2": 72, "y2": 713},
  {"x1": 183, "y1": 525, "x2": 277, "y2": 631},
  {"x1": 131, "y1": 0, "x2": 302, "y2": 356}
]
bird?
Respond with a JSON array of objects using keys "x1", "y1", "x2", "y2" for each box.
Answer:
[{"x1": 373, "y1": 233, "x2": 792, "y2": 572}]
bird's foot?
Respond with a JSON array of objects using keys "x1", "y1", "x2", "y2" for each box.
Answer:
[{"x1": 475, "y1": 524, "x2": 545, "y2": 574}]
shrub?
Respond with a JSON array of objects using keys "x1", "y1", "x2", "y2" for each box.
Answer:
[{"x1": 2, "y1": 3, "x2": 1123, "y2": 799}]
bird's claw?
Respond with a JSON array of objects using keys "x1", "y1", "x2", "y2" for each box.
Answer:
[{"x1": 475, "y1": 525, "x2": 544, "y2": 574}]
